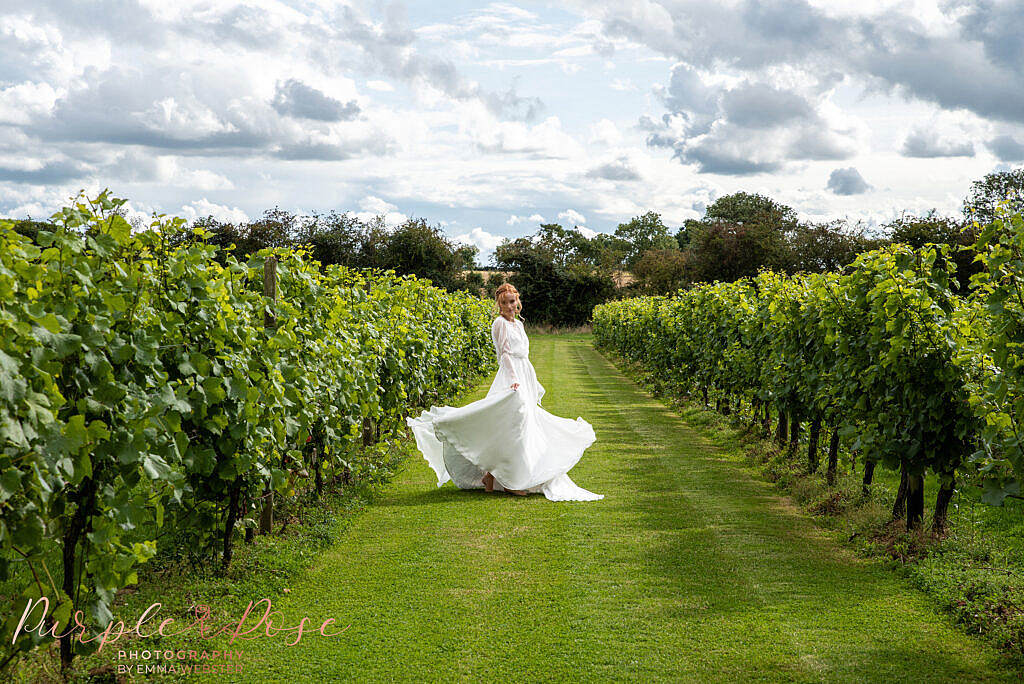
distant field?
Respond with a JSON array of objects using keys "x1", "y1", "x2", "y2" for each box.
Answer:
[
  {"x1": 464, "y1": 269, "x2": 514, "y2": 282},
  {"x1": 464, "y1": 270, "x2": 635, "y2": 287}
]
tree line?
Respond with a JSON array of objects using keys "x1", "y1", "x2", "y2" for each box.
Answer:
[
  {"x1": 6, "y1": 207, "x2": 483, "y2": 296},
  {"x1": 5, "y1": 168, "x2": 1022, "y2": 326},
  {"x1": 493, "y1": 168, "x2": 1023, "y2": 324}
]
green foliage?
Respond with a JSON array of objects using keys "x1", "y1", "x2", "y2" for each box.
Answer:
[
  {"x1": 702, "y1": 191, "x2": 799, "y2": 231},
  {"x1": 785, "y1": 220, "x2": 885, "y2": 274},
  {"x1": 966, "y1": 203, "x2": 1024, "y2": 504},
  {"x1": 376, "y1": 217, "x2": 478, "y2": 289},
  {"x1": 963, "y1": 168, "x2": 1024, "y2": 226},
  {"x1": 613, "y1": 211, "x2": 674, "y2": 269},
  {"x1": 631, "y1": 248, "x2": 690, "y2": 295},
  {"x1": 822, "y1": 244, "x2": 978, "y2": 480},
  {"x1": 494, "y1": 229, "x2": 616, "y2": 326},
  {"x1": 676, "y1": 192, "x2": 798, "y2": 283},
  {"x1": 593, "y1": 233, "x2": 1014, "y2": 514},
  {"x1": 149, "y1": 206, "x2": 480, "y2": 293},
  {"x1": 675, "y1": 219, "x2": 701, "y2": 250},
  {"x1": 531, "y1": 223, "x2": 594, "y2": 268},
  {"x1": 885, "y1": 211, "x2": 980, "y2": 293},
  {"x1": 579, "y1": 232, "x2": 632, "y2": 273},
  {"x1": 0, "y1": 190, "x2": 495, "y2": 670},
  {"x1": 685, "y1": 220, "x2": 789, "y2": 283}
]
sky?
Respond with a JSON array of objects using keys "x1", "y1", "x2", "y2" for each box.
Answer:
[{"x1": 2, "y1": 0, "x2": 1023, "y2": 266}]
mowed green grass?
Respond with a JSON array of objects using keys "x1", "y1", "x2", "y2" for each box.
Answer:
[{"x1": 208, "y1": 333, "x2": 1015, "y2": 683}]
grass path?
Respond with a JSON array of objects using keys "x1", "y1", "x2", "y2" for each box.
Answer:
[{"x1": 213, "y1": 333, "x2": 1014, "y2": 683}]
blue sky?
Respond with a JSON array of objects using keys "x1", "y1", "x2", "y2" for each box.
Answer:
[{"x1": 2, "y1": 1, "x2": 1022, "y2": 265}]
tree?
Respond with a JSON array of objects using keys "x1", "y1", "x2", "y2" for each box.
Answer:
[
  {"x1": 185, "y1": 208, "x2": 294, "y2": 262},
  {"x1": 248, "y1": 206, "x2": 298, "y2": 247},
  {"x1": 786, "y1": 220, "x2": 885, "y2": 274},
  {"x1": 885, "y1": 210, "x2": 980, "y2": 293},
  {"x1": 378, "y1": 218, "x2": 478, "y2": 290},
  {"x1": 464, "y1": 270, "x2": 485, "y2": 292},
  {"x1": 577, "y1": 232, "x2": 631, "y2": 273},
  {"x1": 294, "y1": 210, "x2": 365, "y2": 267},
  {"x1": 8, "y1": 218, "x2": 56, "y2": 243},
  {"x1": 688, "y1": 221, "x2": 788, "y2": 283},
  {"x1": 176, "y1": 208, "x2": 480, "y2": 294},
  {"x1": 356, "y1": 215, "x2": 390, "y2": 269},
  {"x1": 614, "y1": 211, "x2": 673, "y2": 268},
  {"x1": 703, "y1": 192, "x2": 799, "y2": 233},
  {"x1": 676, "y1": 219, "x2": 702, "y2": 249},
  {"x1": 533, "y1": 223, "x2": 592, "y2": 268},
  {"x1": 632, "y1": 248, "x2": 691, "y2": 295},
  {"x1": 494, "y1": 232, "x2": 616, "y2": 326},
  {"x1": 680, "y1": 192, "x2": 798, "y2": 284},
  {"x1": 484, "y1": 271, "x2": 505, "y2": 299},
  {"x1": 963, "y1": 168, "x2": 1024, "y2": 225}
]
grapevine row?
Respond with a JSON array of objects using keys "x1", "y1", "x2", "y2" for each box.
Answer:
[
  {"x1": 0, "y1": 191, "x2": 496, "y2": 669},
  {"x1": 593, "y1": 209, "x2": 1024, "y2": 533}
]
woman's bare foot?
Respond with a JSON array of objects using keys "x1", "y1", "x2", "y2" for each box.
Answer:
[{"x1": 483, "y1": 472, "x2": 526, "y2": 495}]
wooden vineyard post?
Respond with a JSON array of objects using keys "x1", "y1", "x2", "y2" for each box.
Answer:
[{"x1": 260, "y1": 256, "x2": 277, "y2": 535}]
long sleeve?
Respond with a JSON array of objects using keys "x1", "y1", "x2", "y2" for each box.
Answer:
[{"x1": 492, "y1": 317, "x2": 520, "y2": 385}]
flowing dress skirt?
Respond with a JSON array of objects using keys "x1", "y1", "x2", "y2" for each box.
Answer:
[{"x1": 406, "y1": 387, "x2": 603, "y2": 502}]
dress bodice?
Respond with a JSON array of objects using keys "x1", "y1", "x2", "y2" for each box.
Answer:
[
  {"x1": 490, "y1": 315, "x2": 544, "y2": 405},
  {"x1": 497, "y1": 316, "x2": 529, "y2": 358}
]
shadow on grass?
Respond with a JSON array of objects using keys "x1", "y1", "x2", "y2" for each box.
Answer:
[{"x1": 581, "y1": 341, "x2": 1016, "y2": 681}]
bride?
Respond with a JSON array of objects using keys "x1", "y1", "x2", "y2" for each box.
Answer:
[{"x1": 405, "y1": 283, "x2": 603, "y2": 502}]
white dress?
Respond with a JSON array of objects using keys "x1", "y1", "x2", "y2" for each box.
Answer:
[{"x1": 405, "y1": 315, "x2": 603, "y2": 502}]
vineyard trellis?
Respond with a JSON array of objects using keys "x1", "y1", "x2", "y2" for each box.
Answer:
[
  {"x1": 0, "y1": 190, "x2": 496, "y2": 672},
  {"x1": 593, "y1": 205, "x2": 1024, "y2": 536}
]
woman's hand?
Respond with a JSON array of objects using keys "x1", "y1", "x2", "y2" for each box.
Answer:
[{"x1": 511, "y1": 382, "x2": 519, "y2": 391}]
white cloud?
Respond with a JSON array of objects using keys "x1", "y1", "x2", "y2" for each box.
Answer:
[
  {"x1": 588, "y1": 118, "x2": 622, "y2": 146},
  {"x1": 558, "y1": 209, "x2": 586, "y2": 225},
  {"x1": 101, "y1": 151, "x2": 234, "y2": 190},
  {"x1": 453, "y1": 226, "x2": 505, "y2": 266},
  {"x1": 180, "y1": 198, "x2": 249, "y2": 224},
  {"x1": 454, "y1": 226, "x2": 504, "y2": 250},
  {"x1": 137, "y1": 96, "x2": 238, "y2": 139},
  {"x1": 0, "y1": 1, "x2": 1017, "y2": 239},
  {"x1": 358, "y1": 195, "x2": 398, "y2": 214},
  {"x1": 465, "y1": 110, "x2": 583, "y2": 158},
  {"x1": 352, "y1": 195, "x2": 408, "y2": 226},
  {"x1": 507, "y1": 212, "x2": 545, "y2": 225},
  {"x1": 0, "y1": 82, "x2": 60, "y2": 125},
  {"x1": 183, "y1": 169, "x2": 235, "y2": 191}
]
